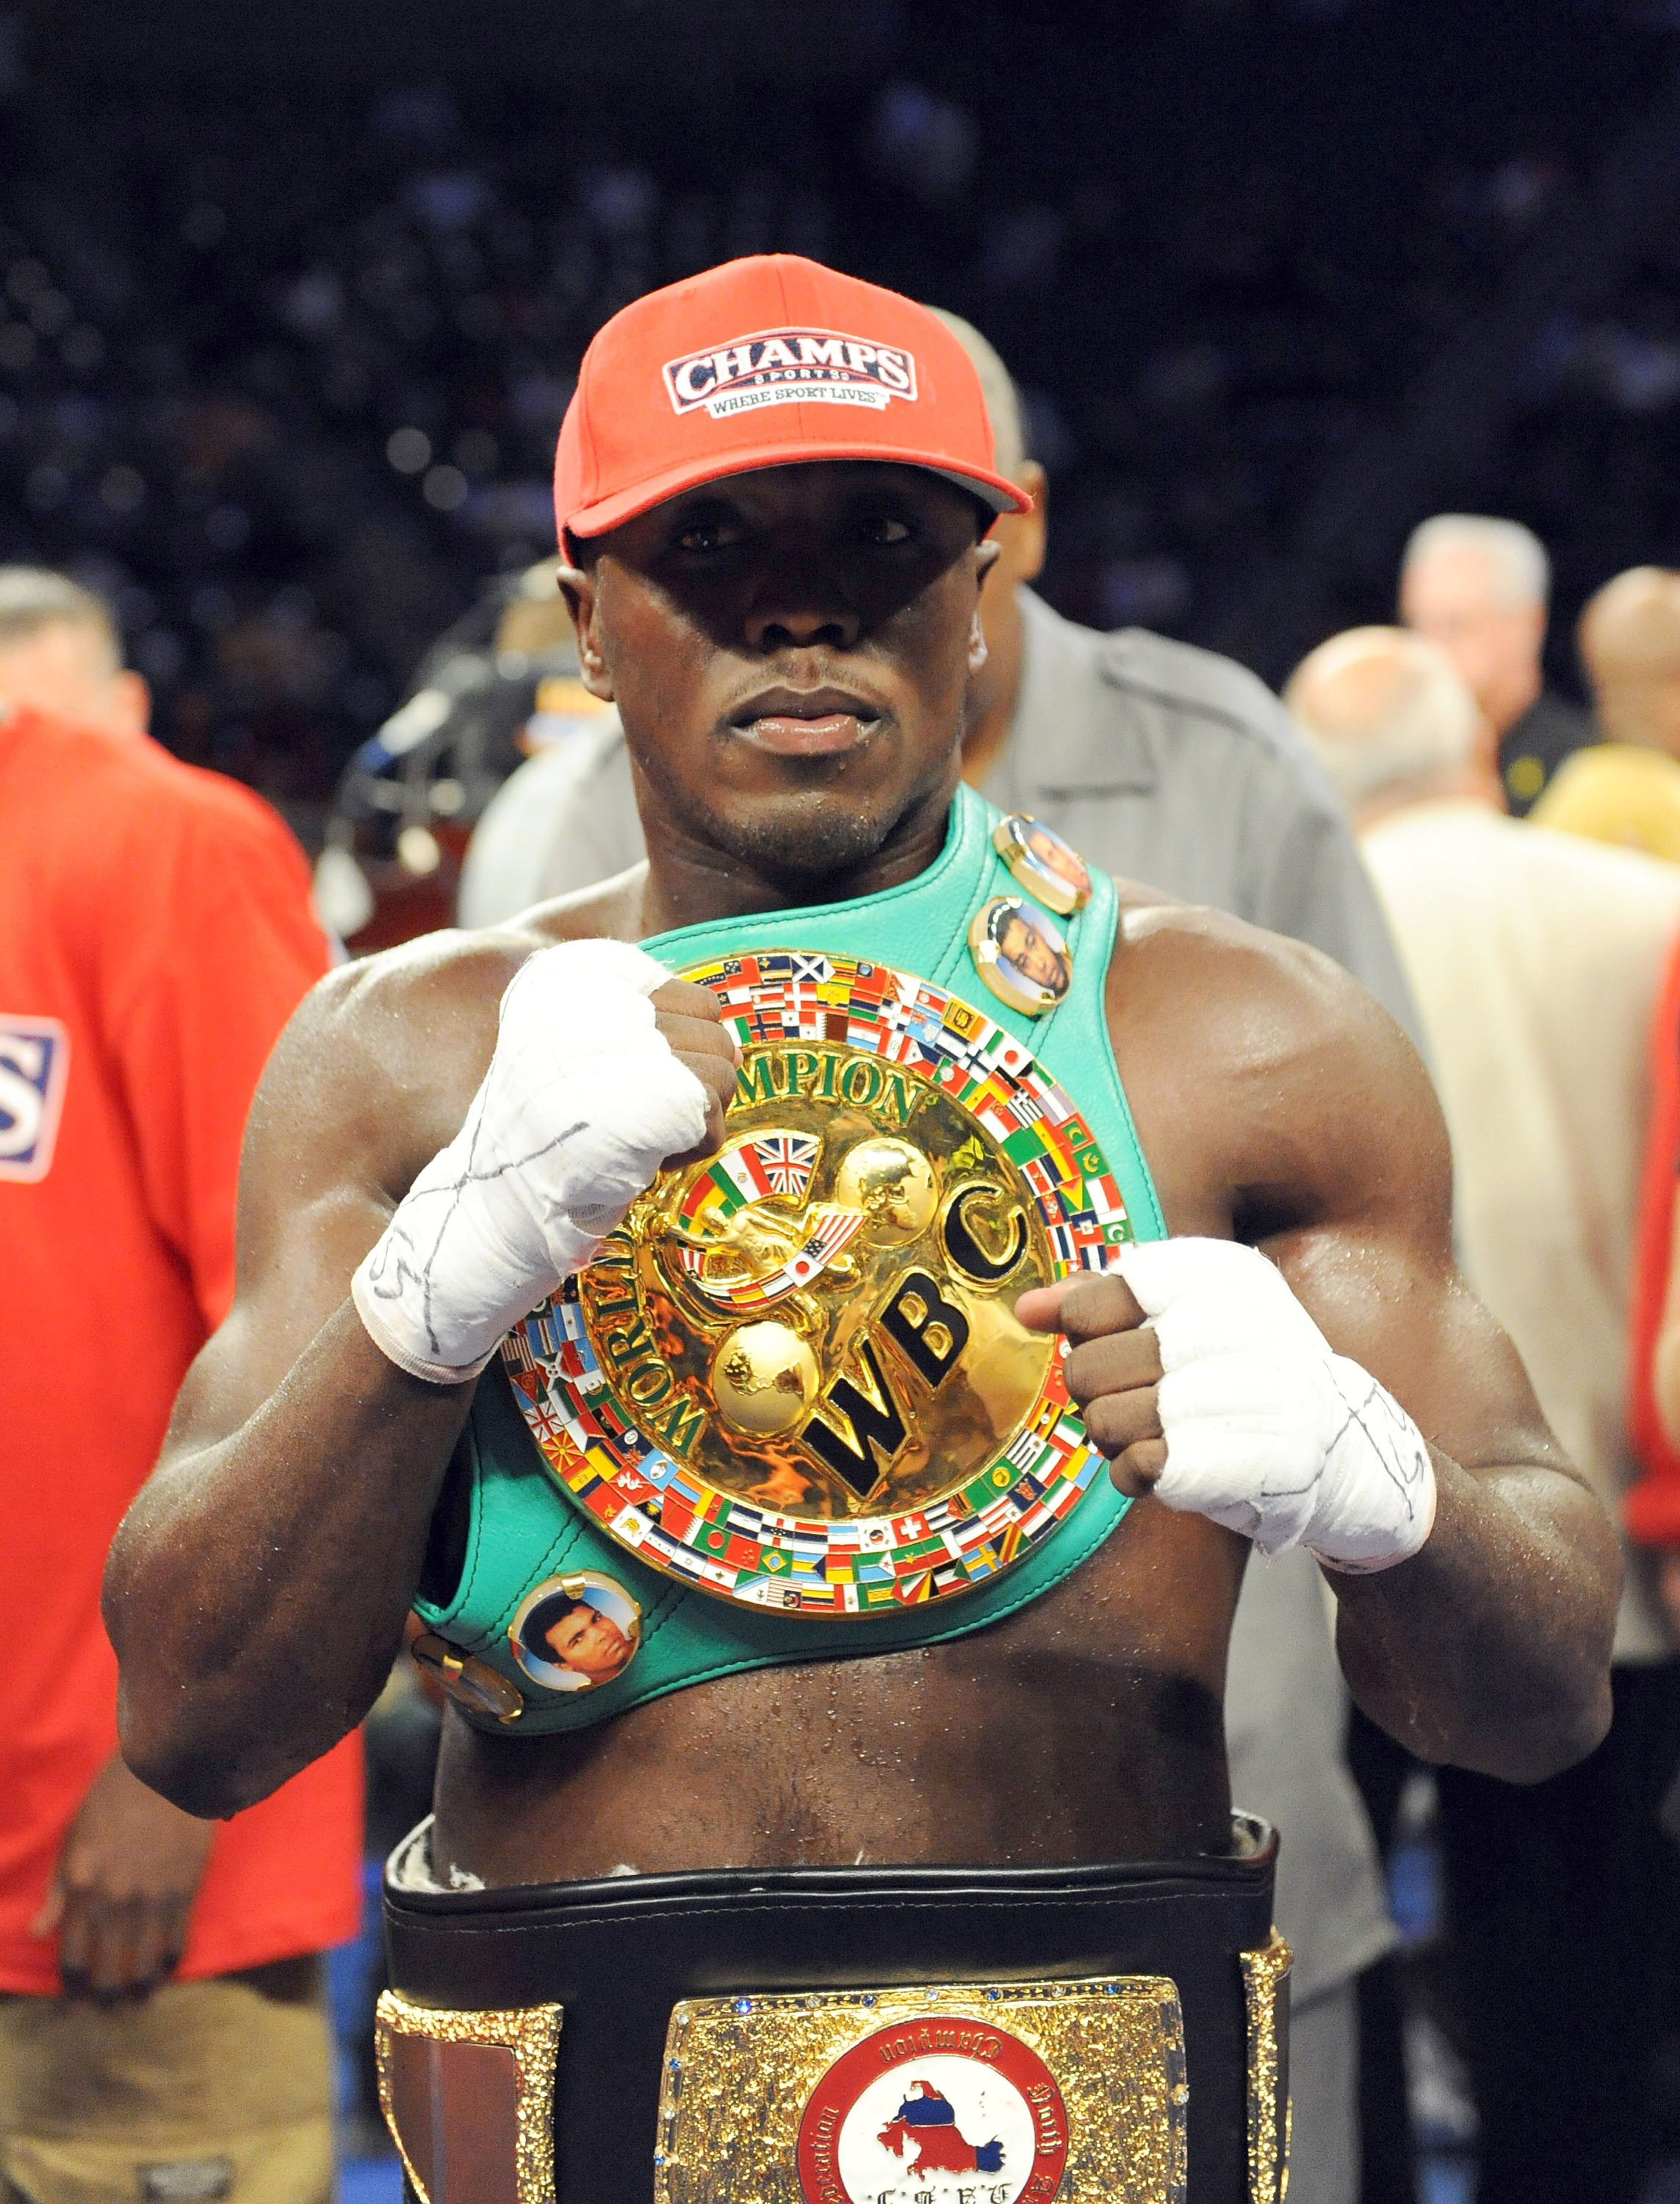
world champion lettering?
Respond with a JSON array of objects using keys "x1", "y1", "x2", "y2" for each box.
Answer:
[
  {"x1": 735, "y1": 1046, "x2": 920, "y2": 1124},
  {"x1": 874, "y1": 2025, "x2": 1003, "y2": 2066},
  {"x1": 663, "y1": 328, "x2": 918, "y2": 419}
]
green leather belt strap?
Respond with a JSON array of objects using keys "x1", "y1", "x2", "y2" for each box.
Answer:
[{"x1": 414, "y1": 785, "x2": 1167, "y2": 1731}]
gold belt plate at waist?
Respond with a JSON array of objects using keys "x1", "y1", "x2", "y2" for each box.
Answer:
[
  {"x1": 659, "y1": 1976, "x2": 1189, "y2": 2204},
  {"x1": 378, "y1": 1958, "x2": 1292, "y2": 2204},
  {"x1": 502, "y1": 953, "x2": 1135, "y2": 1618}
]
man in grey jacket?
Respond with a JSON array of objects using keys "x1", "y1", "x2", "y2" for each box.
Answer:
[{"x1": 457, "y1": 316, "x2": 1414, "y2": 2204}]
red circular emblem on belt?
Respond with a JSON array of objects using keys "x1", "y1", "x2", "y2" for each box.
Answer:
[{"x1": 796, "y1": 2010, "x2": 1069, "y2": 2204}]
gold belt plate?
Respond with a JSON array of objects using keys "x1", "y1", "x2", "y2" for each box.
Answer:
[
  {"x1": 503, "y1": 954, "x2": 1135, "y2": 1617},
  {"x1": 375, "y1": 1989, "x2": 562, "y2": 2204},
  {"x1": 655, "y1": 1976, "x2": 1189, "y2": 2204}
]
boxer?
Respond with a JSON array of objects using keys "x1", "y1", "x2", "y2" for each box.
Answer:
[{"x1": 107, "y1": 259, "x2": 1616, "y2": 2204}]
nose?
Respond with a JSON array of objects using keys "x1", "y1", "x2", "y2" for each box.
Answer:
[{"x1": 744, "y1": 572, "x2": 861, "y2": 654}]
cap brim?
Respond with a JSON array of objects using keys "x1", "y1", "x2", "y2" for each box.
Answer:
[{"x1": 563, "y1": 442, "x2": 1032, "y2": 544}]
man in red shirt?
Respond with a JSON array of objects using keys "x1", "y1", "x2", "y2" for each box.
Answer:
[{"x1": 0, "y1": 570, "x2": 362, "y2": 2204}]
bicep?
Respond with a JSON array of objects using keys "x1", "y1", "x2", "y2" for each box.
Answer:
[
  {"x1": 1274, "y1": 1221, "x2": 1567, "y2": 1480},
  {"x1": 166, "y1": 1181, "x2": 391, "y2": 1458},
  {"x1": 159, "y1": 987, "x2": 399, "y2": 1459}
]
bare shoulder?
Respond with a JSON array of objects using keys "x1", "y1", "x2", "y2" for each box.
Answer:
[
  {"x1": 1106, "y1": 895, "x2": 1450, "y2": 1243},
  {"x1": 522, "y1": 862, "x2": 649, "y2": 945},
  {"x1": 250, "y1": 869, "x2": 648, "y2": 1214}
]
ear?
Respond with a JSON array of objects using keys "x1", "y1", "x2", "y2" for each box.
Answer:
[
  {"x1": 968, "y1": 537, "x2": 1001, "y2": 674},
  {"x1": 555, "y1": 563, "x2": 613, "y2": 702}
]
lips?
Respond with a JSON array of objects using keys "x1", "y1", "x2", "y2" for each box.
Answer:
[{"x1": 727, "y1": 684, "x2": 886, "y2": 757}]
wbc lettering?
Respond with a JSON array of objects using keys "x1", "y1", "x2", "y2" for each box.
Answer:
[
  {"x1": 788, "y1": 1229, "x2": 1019, "y2": 1504},
  {"x1": 584, "y1": 1012, "x2": 1058, "y2": 1523}
]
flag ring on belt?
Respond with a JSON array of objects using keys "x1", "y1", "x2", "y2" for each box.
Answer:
[{"x1": 502, "y1": 953, "x2": 1133, "y2": 1619}]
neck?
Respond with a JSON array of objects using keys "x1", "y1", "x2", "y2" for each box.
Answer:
[
  {"x1": 1355, "y1": 768, "x2": 1504, "y2": 833},
  {"x1": 1597, "y1": 686, "x2": 1680, "y2": 760},
  {"x1": 634, "y1": 766, "x2": 962, "y2": 937},
  {"x1": 960, "y1": 659, "x2": 1018, "y2": 791},
  {"x1": 1485, "y1": 660, "x2": 1542, "y2": 738},
  {"x1": 959, "y1": 588, "x2": 1025, "y2": 791}
]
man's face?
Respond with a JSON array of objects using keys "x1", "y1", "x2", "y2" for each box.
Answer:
[
  {"x1": 0, "y1": 619, "x2": 149, "y2": 738},
  {"x1": 544, "y1": 1602, "x2": 630, "y2": 1682},
  {"x1": 998, "y1": 911, "x2": 1067, "y2": 993},
  {"x1": 1025, "y1": 824, "x2": 1083, "y2": 887},
  {"x1": 1399, "y1": 547, "x2": 1543, "y2": 729},
  {"x1": 565, "y1": 463, "x2": 995, "y2": 882}
]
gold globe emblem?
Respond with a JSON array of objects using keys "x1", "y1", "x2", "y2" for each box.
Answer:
[
  {"x1": 711, "y1": 1322, "x2": 820, "y2": 1436},
  {"x1": 831, "y1": 1137, "x2": 937, "y2": 1244},
  {"x1": 581, "y1": 1021, "x2": 1059, "y2": 1526}
]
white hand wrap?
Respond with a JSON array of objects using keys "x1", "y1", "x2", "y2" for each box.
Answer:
[
  {"x1": 1113, "y1": 1238, "x2": 1438, "y2": 1572},
  {"x1": 353, "y1": 940, "x2": 709, "y2": 1384}
]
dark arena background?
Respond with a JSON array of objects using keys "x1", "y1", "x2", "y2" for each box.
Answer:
[
  {"x1": 7, "y1": 0, "x2": 1680, "y2": 830},
  {"x1": 9, "y1": 7, "x2": 1680, "y2": 2200}
]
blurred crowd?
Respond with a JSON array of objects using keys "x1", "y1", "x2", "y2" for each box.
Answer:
[{"x1": 5, "y1": 0, "x2": 1680, "y2": 835}]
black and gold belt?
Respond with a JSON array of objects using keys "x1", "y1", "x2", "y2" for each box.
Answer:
[{"x1": 377, "y1": 1815, "x2": 1289, "y2": 2204}]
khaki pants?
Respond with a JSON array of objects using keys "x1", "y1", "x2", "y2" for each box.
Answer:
[{"x1": 0, "y1": 1965, "x2": 333, "y2": 2204}]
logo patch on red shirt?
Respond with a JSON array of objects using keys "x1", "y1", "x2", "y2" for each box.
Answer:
[{"x1": 0, "y1": 1016, "x2": 70, "y2": 1184}]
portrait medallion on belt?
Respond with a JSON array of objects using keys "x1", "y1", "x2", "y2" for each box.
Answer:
[
  {"x1": 508, "y1": 1571, "x2": 642, "y2": 1695},
  {"x1": 968, "y1": 898, "x2": 1073, "y2": 1018},
  {"x1": 503, "y1": 954, "x2": 1133, "y2": 1618},
  {"x1": 992, "y1": 813, "x2": 1093, "y2": 918}
]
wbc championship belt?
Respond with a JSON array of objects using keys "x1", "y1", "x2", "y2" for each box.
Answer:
[{"x1": 508, "y1": 951, "x2": 1133, "y2": 1618}]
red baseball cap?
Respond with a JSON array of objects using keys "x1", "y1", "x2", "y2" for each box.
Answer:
[{"x1": 553, "y1": 254, "x2": 1032, "y2": 548}]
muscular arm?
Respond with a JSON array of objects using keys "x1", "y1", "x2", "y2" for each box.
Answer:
[
  {"x1": 1027, "y1": 910, "x2": 1619, "y2": 1783},
  {"x1": 104, "y1": 919, "x2": 732, "y2": 1816},
  {"x1": 1223, "y1": 943, "x2": 1615, "y2": 1779},
  {"x1": 1279, "y1": 1200, "x2": 1615, "y2": 1784}
]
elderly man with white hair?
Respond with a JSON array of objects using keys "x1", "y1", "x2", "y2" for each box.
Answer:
[
  {"x1": 1399, "y1": 512, "x2": 1593, "y2": 813},
  {"x1": 1288, "y1": 624, "x2": 1680, "y2": 2204}
]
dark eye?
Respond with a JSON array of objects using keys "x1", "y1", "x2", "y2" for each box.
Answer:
[
  {"x1": 674, "y1": 512, "x2": 746, "y2": 554},
  {"x1": 857, "y1": 514, "x2": 912, "y2": 547}
]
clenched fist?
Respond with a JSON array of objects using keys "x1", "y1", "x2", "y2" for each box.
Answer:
[
  {"x1": 1019, "y1": 1236, "x2": 1437, "y2": 1573},
  {"x1": 355, "y1": 940, "x2": 736, "y2": 1383}
]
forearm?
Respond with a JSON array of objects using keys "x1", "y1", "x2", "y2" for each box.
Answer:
[
  {"x1": 1332, "y1": 1449, "x2": 1620, "y2": 1782},
  {"x1": 105, "y1": 1303, "x2": 473, "y2": 1816},
  {"x1": 1656, "y1": 1320, "x2": 1680, "y2": 1450}
]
